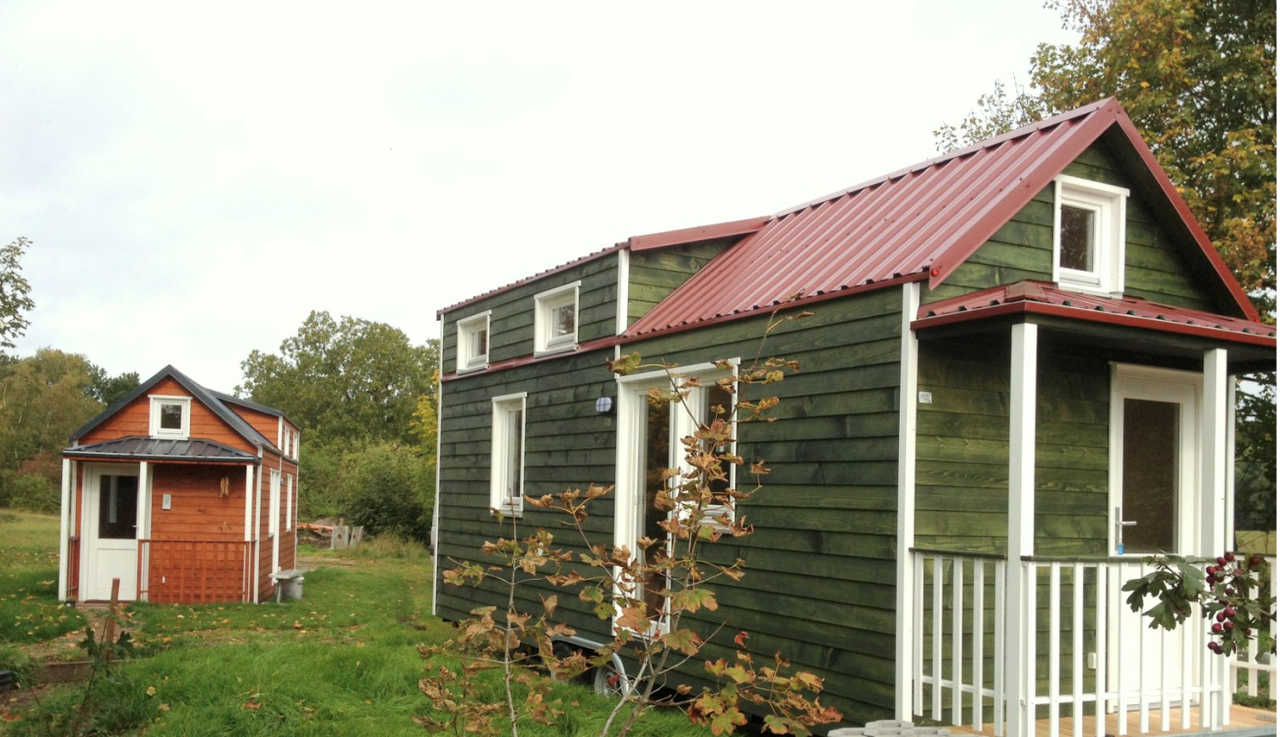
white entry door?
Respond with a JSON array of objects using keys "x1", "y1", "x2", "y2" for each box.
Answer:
[
  {"x1": 1107, "y1": 365, "x2": 1201, "y2": 706},
  {"x1": 83, "y1": 466, "x2": 141, "y2": 601}
]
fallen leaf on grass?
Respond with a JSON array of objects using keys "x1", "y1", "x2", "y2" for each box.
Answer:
[
  {"x1": 146, "y1": 686, "x2": 157, "y2": 697},
  {"x1": 158, "y1": 704, "x2": 170, "y2": 712}
]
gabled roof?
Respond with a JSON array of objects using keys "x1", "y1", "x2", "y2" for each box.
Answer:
[
  {"x1": 625, "y1": 98, "x2": 1258, "y2": 338},
  {"x1": 70, "y1": 365, "x2": 278, "y2": 451},
  {"x1": 64, "y1": 436, "x2": 259, "y2": 464},
  {"x1": 207, "y1": 388, "x2": 296, "y2": 428},
  {"x1": 915, "y1": 281, "x2": 1276, "y2": 347}
]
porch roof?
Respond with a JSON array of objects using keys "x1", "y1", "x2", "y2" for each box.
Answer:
[
  {"x1": 63, "y1": 436, "x2": 259, "y2": 464},
  {"x1": 913, "y1": 281, "x2": 1276, "y2": 350}
]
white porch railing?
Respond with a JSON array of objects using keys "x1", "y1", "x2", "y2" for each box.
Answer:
[
  {"x1": 1229, "y1": 554, "x2": 1276, "y2": 705},
  {"x1": 911, "y1": 549, "x2": 1272, "y2": 736}
]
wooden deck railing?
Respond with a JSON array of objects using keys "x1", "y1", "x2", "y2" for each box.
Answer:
[
  {"x1": 138, "y1": 540, "x2": 252, "y2": 604},
  {"x1": 68, "y1": 536, "x2": 80, "y2": 600},
  {"x1": 910, "y1": 549, "x2": 1268, "y2": 736}
]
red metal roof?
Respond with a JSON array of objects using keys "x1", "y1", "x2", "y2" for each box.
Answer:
[
  {"x1": 913, "y1": 281, "x2": 1276, "y2": 347},
  {"x1": 625, "y1": 98, "x2": 1258, "y2": 338}
]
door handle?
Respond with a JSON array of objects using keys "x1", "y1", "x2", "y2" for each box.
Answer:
[{"x1": 1115, "y1": 506, "x2": 1136, "y2": 554}]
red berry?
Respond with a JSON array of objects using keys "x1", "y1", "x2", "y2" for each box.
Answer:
[
  {"x1": 1217, "y1": 556, "x2": 1228, "y2": 566},
  {"x1": 1209, "y1": 642, "x2": 1220, "y2": 653},
  {"x1": 1212, "y1": 623, "x2": 1223, "y2": 634},
  {"x1": 1224, "y1": 606, "x2": 1237, "y2": 618},
  {"x1": 1217, "y1": 612, "x2": 1227, "y2": 622},
  {"x1": 1245, "y1": 628, "x2": 1253, "y2": 636},
  {"x1": 1249, "y1": 556, "x2": 1262, "y2": 566},
  {"x1": 1224, "y1": 621, "x2": 1235, "y2": 631},
  {"x1": 1224, "y1": 552, "x2": 1236, "y2": 562},
  {"x1": 1235, "y1": 568, "x2": 1245, "y2": 576}
]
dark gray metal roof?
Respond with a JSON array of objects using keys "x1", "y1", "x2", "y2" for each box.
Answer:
[
  {"x1": 70, "y1": 365, "x2": 281, "y2": 452},
  {"x1": 63, "y1": 436, "x2": 259, "y2": 463}
]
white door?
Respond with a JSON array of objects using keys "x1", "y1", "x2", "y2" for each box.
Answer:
[
  {"x1": 84, "y1": 466, "x2": 141, "y2": 601},
  {"x1": 1107, "y1": 365, "x2": 1201, "y2": 706}
]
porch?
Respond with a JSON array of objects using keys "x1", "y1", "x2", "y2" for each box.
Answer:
[{"x1": 908, "y1": 548, "x2": 1276, "y2": 737}]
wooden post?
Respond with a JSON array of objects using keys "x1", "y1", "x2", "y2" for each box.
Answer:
[
  {"x1": 1006, "y1": 322, "x2": 1038, "y2": 736},
  {"x1": 102, "y1": 578, "x2": 120, "y2": 662},
  {"x1": 895, "y1": 281, "x2": 921, "y2": 719},
  {"x1": 59, "y1": 458, "x2": 72, "y2": 601}
]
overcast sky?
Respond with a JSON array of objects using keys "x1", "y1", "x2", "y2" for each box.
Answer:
[{"x1": 1, "y1": 2, "x2": 1077, "y2": 392}]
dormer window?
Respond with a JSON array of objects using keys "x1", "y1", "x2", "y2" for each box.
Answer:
[
  {"x1": 457, "y1": 311, "x2": 490, "y2": 373},
  {"x1": 534, "y1": 282, "x2": 579, "y2": 355},
  {"x1": 1053, "y1": 174, "x2": 1129, "y2": 295},
  {"x1": 150, "y1": 396, "x2": 191, "y2": 439}
]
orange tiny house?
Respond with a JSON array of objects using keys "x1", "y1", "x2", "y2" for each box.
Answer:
[{"x1": 58, "y1": 366, "x2": 300, "y2": 605}]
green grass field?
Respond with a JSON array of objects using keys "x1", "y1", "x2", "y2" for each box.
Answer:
[{"x1": 0, "y1": 513, "x2": 707, "y2": 736}]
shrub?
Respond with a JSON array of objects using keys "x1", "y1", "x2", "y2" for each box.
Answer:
[
  {"x1": 8, "y1": 472, "x2": 58, "y2": 513},
  {"x1": 340, "y1": 442, "x2": 431, "y2": 544}
]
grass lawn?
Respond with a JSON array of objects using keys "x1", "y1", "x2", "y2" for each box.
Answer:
[{"x1": 0, "y1": 514, "x2": 708, "y2": 736}]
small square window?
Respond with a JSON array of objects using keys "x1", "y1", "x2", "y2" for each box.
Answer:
[
  {"x1": 457, "y1": 311, "x2": 491, "y2": 373},
  {"x1": 490, "y1": 393, "x2": 526, "y2": 516},
  {"x1": 1053, "y1": 174, "x2": 1129, "y2": 295},
  {"x1": 534, "y1": 282, "x2": 579, "y2": 355},
  {"x1": 149, "y1": 396, "x2": 191, "y2": 439}
]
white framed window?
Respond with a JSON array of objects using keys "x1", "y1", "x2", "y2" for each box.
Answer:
[
  {"x1": 149, "y1": 395, "x2": 192, "y2": 439},
  {"x1": 533, "y1": 282, "x2": 579, "y2": 355},
  {"x1": 1052, "y1": 174, "x2": 1129, "y2": 295},
  {"x1": 269, "y1": 469, "x2": 281, "y2": 538},
  {"x1": 613, "y1": 360, "x2": 739, "y2": 635},
  {"x1": 490, "y1": 392, "x2": 527, "y2": 516},
  {"x1": 457, "y1": 311, "x2": 491, "y2": 373},
  {"x1": 285, "y1": 474, "x2": 294, "y2": 532}
]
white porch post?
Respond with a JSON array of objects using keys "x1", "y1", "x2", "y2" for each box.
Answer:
[
  {"x1": 895, "y1": 282, "x2": 921, "y2": 719},
  {"x1": 58, "y1": 458, "x2": 72, "y2": 601},
  {"x1": 244, "y1": 464, "x2": 254, "y2": 602},
  {"x1": 1201, "y1": 348, "x2": 1229, "y2": 729},
  {"x1": 137, "y1": 461, "x2": 150, "y2": 601},
  {"x1": 1006, "y1": 323, "x2": 1038, "y2": 736}
]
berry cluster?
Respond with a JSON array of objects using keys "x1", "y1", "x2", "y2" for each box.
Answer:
[{"x1": 1203, "y1": 552, "x2": 1269, "y2": 656}]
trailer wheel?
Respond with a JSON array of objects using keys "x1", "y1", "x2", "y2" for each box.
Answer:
[{"x1": 592, "y1": 662, "x2": 629, "y2": 698}]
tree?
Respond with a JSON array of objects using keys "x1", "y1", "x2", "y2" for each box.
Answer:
[
  {"x1": 237, "y1": 311, "x2": 438, "y2": 446},
  {"x1": 0, "y1": 349, "x2": 103, "y2": 509},
  {"x1": 0, "y1": 237, "x2": 36, "y2": 353},
  {"x1": 86, "y1": 364, "x2": 141, "y2": 407}
]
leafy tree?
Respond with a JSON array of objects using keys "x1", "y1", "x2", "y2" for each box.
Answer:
[
  {"x1": 0, "y1": 237, "x2": 36, "y2": 353},
  {"x1": 237, "y1": 311, "x2": 438, "y2": 446},
  {"x1": 86, "y1": 364, "x2": 141, "y2": 407},
  {"x1": 340, "y1": 441, "x2": 433, "y2": 544},
  {"x1": 1234, "y1": 380, "x2": 1276, "y2": 530}
]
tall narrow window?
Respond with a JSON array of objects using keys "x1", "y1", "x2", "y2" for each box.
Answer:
[
  {"x1": 1053, "y1": 174, "x2": 1129, "y2": 294},
  {"x1": 285, "y1": 474, "x2": 294, "y2": 532},
  {"x1": 534, "y1": 282, "x2": 579, "y2": 354},
  {"x1": 457, "y1": 312, "x2": 491, "y2": 373},
  {"x1": 490, "y1": 393, "x2": 527, "y2": 516},
  {"x1": 269, "y1": 470, "x2": 281, "y2": 538}
]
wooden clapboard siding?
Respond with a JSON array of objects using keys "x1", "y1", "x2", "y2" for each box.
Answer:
[
  {"x1": 924, "y1": 142, "x2": 1218, "y2": 313},
  {"x1": 228, "y1": 405, "x2": 279, "y2": 447},
  {"x1": 436, "y1": 345, "x2": 620, "y2": 643},
  {"x1": 441, "y1": 256, "x2": 619, "y2": 372},
  {"x1": 626, "y1": 240, "x2": 731, "y2": 326},
  {"x1": 150, "y1": 465, "x2": 245, "y2": 541},
  {"x1": 79, "y1": 377, "x2": 255, "y2": 452},
  {"x1": 914, "y1": 337, "x2": 1110, "y2": 555}
]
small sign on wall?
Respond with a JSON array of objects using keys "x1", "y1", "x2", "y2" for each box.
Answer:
[
  {"x1": 918, "y1": 391, "x2": 934, "y2": 404},
  {"x1": 162, "y1": 493, "x2": 172, "y2": 510}
]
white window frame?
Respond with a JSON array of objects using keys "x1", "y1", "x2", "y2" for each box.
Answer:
[
  {"x1": 285, "y1": 473, "x2": 294, "y2": 532},
  {"x1": 533, "y1": 282, "x2": 580, "y2": 356},
  {"x1": 1052, "y1": 174, "x2": 1129, "y2": 296},
  {"x1": 457, "y1": 311, "x2": 491, "y2": 373},
  {"x1": 269, "y1": 469, "x2": 282, "y2": 538},
  {"x1": 490, "y1": 392, "x2": 527, "y2": 517},
  {"x1": 149, "y1": 395, "x2": 192, "y2": 439},
  {"x1": 614, "y1": 359, "x2": 739, "y2": 636}
]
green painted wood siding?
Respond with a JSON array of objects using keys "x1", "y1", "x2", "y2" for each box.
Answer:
[
  {"x1": 925, "y1": 142, "x2": 1217, "y2": 313},
  {"x1": 435, "y1": 348, "x2": 620, "y2": 645},
  {"x1": 914, "y1": 336, "x2": 1109, "y2": 556},
  {"x1": 627, "y1": 240, "x2": 730, "y2": 326},
  {"x1": 441, "y1": 255, "x2": 619, "y2": 373},
  {"x1": 626, "y1": 286, "x2": 905, "y2": 726}
]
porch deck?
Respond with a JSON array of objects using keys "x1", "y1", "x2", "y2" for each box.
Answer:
[{"x1": 954, "y1": 704, "x2": 1276, "y2": 737}]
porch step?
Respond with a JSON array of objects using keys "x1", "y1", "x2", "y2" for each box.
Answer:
[{"x1": 831, "y1": 720, "x2": 952, "y2": 736}]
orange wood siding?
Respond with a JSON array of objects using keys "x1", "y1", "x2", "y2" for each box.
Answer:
[
  {"x1": 148, "y1": 465, "x2": 246, "y2": 541},
  {"x1": 229, "y1": 405, "x2": 280, "y2": 448},
  {"x1": 79, "y1": 377, "x2": 255, "y2": 452}
]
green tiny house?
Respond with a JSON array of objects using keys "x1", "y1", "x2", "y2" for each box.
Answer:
[{"x1": 433, "y1": 99, "x2": 1276, "y2": 734}]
